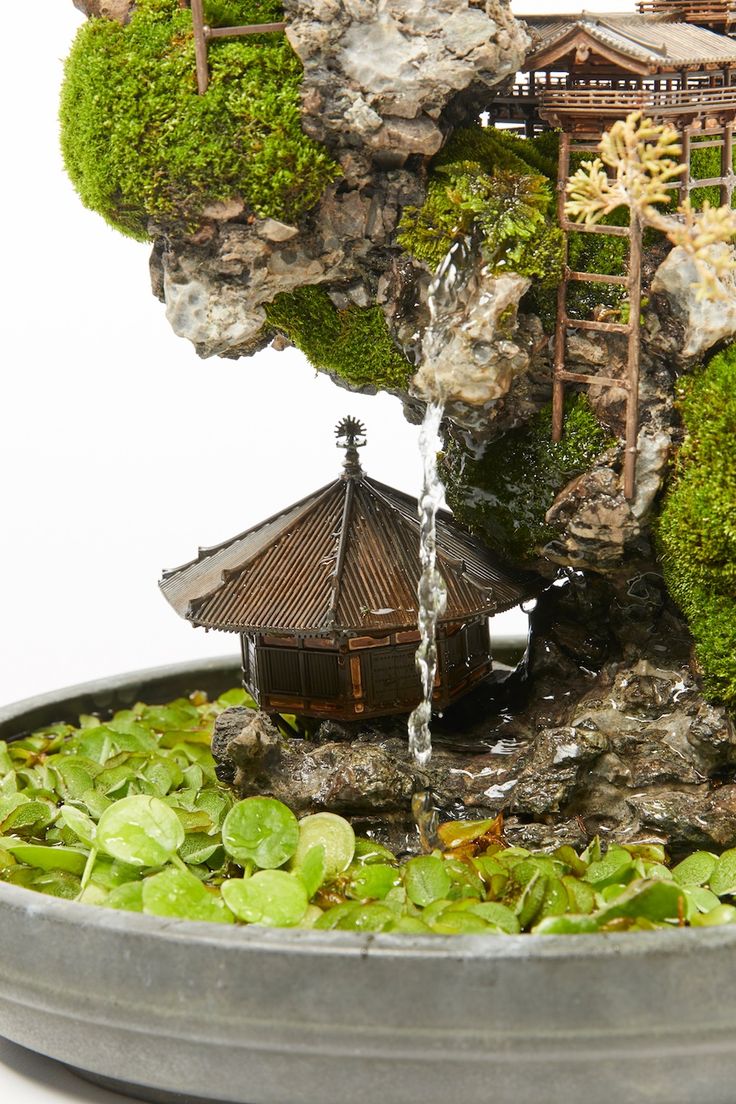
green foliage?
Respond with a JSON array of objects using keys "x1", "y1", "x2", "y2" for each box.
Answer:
[
  {"x1": 1, "y1": 680, "x2": 732, "y2": 932},
  {"x1": 658, "y1": 346, "x2": 736, "y2": 710},
  {"x1": 59, "y1": 0, "x2": 338, "y2": 239},
  {"x1": 397, "y1": 128, "x2": 564, "y2": 282},
  {"x1": 444, "y1": 395, "x2": 613, "y2": 562},
  {"x1": 5, "y1": 704, "x2": 736, "y2": 932},
  {"x1": 264, "y1": 286, "x2": 413, "y2": 391}
]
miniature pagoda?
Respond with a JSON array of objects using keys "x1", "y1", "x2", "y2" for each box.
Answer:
[{"x1": 160, "y1": 418, "x2": 534, "y2": 721}]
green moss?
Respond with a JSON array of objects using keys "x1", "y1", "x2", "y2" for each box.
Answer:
[
  {"x1": 264, "y1": 286, "x2": 413, "y2": 391},
  {"x1": 658, "y1": 347, "x2": 736, "y2": 710},
  {"x1": 59, "y1": 0, "x2": 338, "y2": 240},
  {"x1": 397, "y1": 127, "x2": 564, "y2": 283},
  {"x1": 444, "y1": 396, "x2": 613, "y2": 561}
]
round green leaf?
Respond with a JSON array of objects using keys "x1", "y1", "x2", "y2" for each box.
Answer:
[
  {"x1": 672, "y1": 851, "x2": 718, "y2": 887},
  {"x1": 348, "y1": 863, "x2": 398, "y2": 901},
  {"x1": 221, "y1": 870, "x2": 308, "y2": 927},
  {"x1": 97, "y1": 794, "x2": 185, "y2": 867},
  {"x1": 466, "y1": 901, "x2": 521, "y2": 934},
  {"x1": 404, "y1": 855, "x2": 452, "y2": 907},
  {"x1": 709, "y1": 849, "x2": 736, "y2": 897},
  {"x1": 691, "y1": 903, "x2": 736, "y2": 927},
  {"x1": 142, "y1": 866, "x2": 233, "y2": 923},
  {"x1": 222, "y1": 797, "x2": 299, "y2": 870},
  {"x1": 292, "y1": 813, "x2": 355, "y2": 879}
]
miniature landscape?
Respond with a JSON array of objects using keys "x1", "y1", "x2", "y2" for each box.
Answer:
[
  {"x1": 35, "y1": 0, "x2": 736, "y2": 919},
  {"x1": 4, "y1": 689, "x2": 736, "y2": 934}
]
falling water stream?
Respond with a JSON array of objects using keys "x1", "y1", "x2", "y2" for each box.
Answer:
[{"x1": 408, "y1": 237, "x2": 478, "y2": 789}]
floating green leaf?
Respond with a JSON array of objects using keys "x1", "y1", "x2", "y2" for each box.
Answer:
[
  {"x1": 292, "y1": 813, "x2": 355, "y2": 879},
  {"x1": 222, "y1": 797, "x2": 299, "y2": 870},
  {"x1": 221, "y1": 870, "x2": 307, "y2": 927},
  {"x1": 97, "y1": 795, "x2": 185, "y2": 867},
  {"x1": 404, "y1": 856, "x2": 452, "y2": 907}
]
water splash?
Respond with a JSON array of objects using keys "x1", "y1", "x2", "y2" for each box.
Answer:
[{"x1": 408, "y1": 237, "x2": 477, "y2": 769}]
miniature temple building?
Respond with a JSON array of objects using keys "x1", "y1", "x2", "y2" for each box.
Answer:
[
  {"x1": 160, "y1": 419, "x2": 535, "y2": 721},
  {"x1": 490, "y1": 11, "x2": 736, "y2": 138}
]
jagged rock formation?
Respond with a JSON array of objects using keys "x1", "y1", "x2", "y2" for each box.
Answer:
[
  {"x1": 284, "y1": 0, "x2": 527, "y2": 176},
  {"x1": 212, "y1": 576, "x2": 735, "y2": 855}
]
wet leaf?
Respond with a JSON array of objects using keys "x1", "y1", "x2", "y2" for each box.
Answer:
[
  {"x1": 404, "y1": 856, "x2": 452, "y2": 907},
  {"x1": 597, "y1": 880, "x2": 685, "y2": 925},
  {"x1": 353, "y1": 837, "x2": 397, "y2": 865},
  {"x1": 295, "y1": 844, "x2": 327, "y2": 899},
  {"x1": 672, "y1": 851, "x2": 718, "y2": 887},
  {"x1": 222, "y1": 870, "x2": 307, "y2": 927},
  {"x1": 515, "y1": 872, "x2": 548, "y2": 929},
  {"x1": 97, "y1": 795, "x2": 185, "y2": 867},
  {"x1": 533, "y1": 914, "x2": 599, "y2": 935},
  {"x1": 347, "y1": 863, "x2": 397, "y2": 902},
  {"x1": 691, "y1": 903, "x2": 736, "y2": 927},
  {"x1": 179, "y1": 832, "x2": 221, "y2": 866},
  {"x1": 2, "y1": 842, "x2": 88, "y2": 875},
  {"x1": 315, "y1": 901, "x2": 395, "y2": 932},
  {"x1": 709, "y1": 849, "x2": 736, "y2": 897},
  {"x1": 292, "y1": 813, "x2": 355, "y2": 878},
  {"x1": 59, "y1": 804, "x2": 97, "y2": 846},
  {"x1": 432, "y1": 912, "x2": 491, "y2": 935},
  {"x1": 466, "y1": 901, "x2": 520, "y2": 933},
  {"x1": 222, "y1": 797, "x2": 299, "y2": 870},
  {"x1": 143, "y1": 866, "x2": 233, "y2": 923}
]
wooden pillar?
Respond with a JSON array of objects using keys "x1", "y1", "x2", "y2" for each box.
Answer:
[
  {"x1": 190, "y1": 0, "x2": 210, "y2": 94},
  {"x1": 679, "y1": 125, "x2": 692, "y2": 206},
  {"x1": 624, "y1": 213, "x2": 643, "y2": 502},
  {"x1": 722, "y1": 122, "x2": 734, "y2": 207},
  {"x1": 552, "y1": 131, "x2": 572, "y2": 443}
]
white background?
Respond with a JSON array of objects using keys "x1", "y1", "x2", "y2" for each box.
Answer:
[{"x1": 1, "y1": 1, "x2": 632, "y2": 1101}]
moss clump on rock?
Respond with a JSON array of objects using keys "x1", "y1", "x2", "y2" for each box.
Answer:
[
  {"x1": 658, "y1": 347, "x2": 736, "y2": 710},
  {"x1": 397, "y1": 127, "x2": 564, "y2": 282},
  {"x1": 444, "y1": 396, "x2": 612, "y2": 562},
  {"x1": 265, "y1": 286, "x2": 413, "y2": 392},
  {"x1": 60, "y1": 0, "x2": 338, "y2": 239}
]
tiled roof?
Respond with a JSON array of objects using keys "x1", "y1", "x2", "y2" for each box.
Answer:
[
  {"x1": 159, "y1": 471, "x2": 535, "y2": 637},
  {"x1": 525, "y1": 13, "x2": 736, "y2": 68}
]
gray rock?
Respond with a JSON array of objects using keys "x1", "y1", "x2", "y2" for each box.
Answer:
[
  {"x1": 284, "y1": 0, "x2": 529, "y2": 175},
  {"x1": 73, "y1": 0, "x2": 132, "y2": 19},
  {"x1": 651, "y1": 243, "x2": 736, "y2": 359}
]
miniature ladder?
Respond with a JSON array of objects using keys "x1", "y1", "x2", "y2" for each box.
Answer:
[
  {"x1": 189, "y1": 0, "x2": 286, "y2": 94},
  {"x1": 552, "y1": 132, "x2": 643, "y2": 501}
]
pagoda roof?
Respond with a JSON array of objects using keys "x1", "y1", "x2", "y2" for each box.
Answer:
[
  {"x1": 160, "y1": 442, "x2": 535, "y2": 638},
  {"x1": 524, "y1": 13, "x2": 736, "y2": 72}
]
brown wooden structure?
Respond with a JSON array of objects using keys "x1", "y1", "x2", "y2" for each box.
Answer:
[
  {"x1": 160, "y1": 419, "x2": 535, "y2": 721},
  {"x1": 637, "y1": 1, "x2": 736, "y2": 30},
  {"x1": 188, "y1": 0, "x2": 286, "y2": 94},
  {"x1": 489, "y1": 12, "x2": 736, "y2": 498}
]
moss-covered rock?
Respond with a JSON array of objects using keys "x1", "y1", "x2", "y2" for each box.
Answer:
[
  {"x1": 60, "y1": 0, "x2": 338, "y2": 239},
  {"x1": 443, "y1": 396, "x2": 613, "y2": 562},
  {"x1": 658, "y1": 346, "x2": 736, "y2": 710},
  {"x1": 264, "y1": 286, "x2": 413, "y2": 391}
]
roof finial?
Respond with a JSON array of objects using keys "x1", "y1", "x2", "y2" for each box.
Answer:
[{"x1": 335, "y1": 416, "x2": 366, "y2": 479}]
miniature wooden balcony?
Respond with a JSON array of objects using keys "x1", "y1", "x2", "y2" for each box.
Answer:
[
  {"x1": 540, "y1": 84, "x2": 736, "y2": 132},
  {"x1": 636, "y1": 0, "x2": 736, "y2": 27}
]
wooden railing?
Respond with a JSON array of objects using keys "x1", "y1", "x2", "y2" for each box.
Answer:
[
  {"x1": 636, "y1": 0, "x2": 736, "y2": 23},
  {"x1": 189, "y1": 0, "x2": 286, "y2": 93},
  {"x1": 541, "y1": 84, "x2": 736, "y2": 118}
]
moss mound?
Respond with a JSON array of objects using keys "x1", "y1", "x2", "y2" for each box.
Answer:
[
  {"x1": 60, "y1": 0, "x2": 338, "y2": 239},
  {"x1": 658, "y1": 347, "x2": 736, "y2": 710},
  {"x1": 265, "y1": 286, "x2": 413, "y2": 392},
  {"x1": 444, "y1": 396, "x2": 612, "y2": 562},
  {"x1": 397, "y1": 127, "x2": 564, "y2": 282}
]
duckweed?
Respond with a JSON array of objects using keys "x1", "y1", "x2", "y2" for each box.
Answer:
[{"x1": 3, "y1": 692, "x2": 736, "y2": 933}]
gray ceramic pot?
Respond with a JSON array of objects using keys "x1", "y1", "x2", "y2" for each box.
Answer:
[{"x1": 1, "y1": 659, "x2": 736, "y2": 1104}]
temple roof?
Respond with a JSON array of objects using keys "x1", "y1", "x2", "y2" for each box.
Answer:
[
  {"x1": 160, "y1": 424, "x2": 535, "y2": 638},
  {"x1": 524, "y1": 13, "x2": 736, "y2": 71}
]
